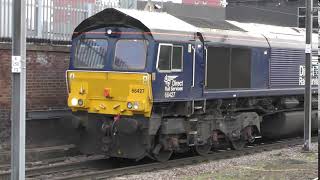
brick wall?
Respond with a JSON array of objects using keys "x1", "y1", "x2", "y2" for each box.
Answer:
[
  {"x1": 26, "y1": 51, "x2": 69, "y2": 110},
  {"x1": 0, "y1": 49, "x2": 12, "y2": 144},
  {"x1": 0, "y1": 43, "x2": 70, "y2": 144}
]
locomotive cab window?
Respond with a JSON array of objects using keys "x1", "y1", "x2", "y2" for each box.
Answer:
[
  {"x1": 157, "y1": 44, "x2": 183, "y2": 72},
  {"x1": 74, "y1": 38, "x2": 108, "y2": 69},
  {"x1": 158, "y1": 45, "x2": 172, "y2": 71},
  {"x1": 172, "y1": 46, "x2": 183, "y2": 70},
  {"x1": 113, "y1": 39, "x2": 148, "y2": 71}
]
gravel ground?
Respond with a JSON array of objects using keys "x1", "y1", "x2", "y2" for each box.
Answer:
[{"x1": 111, "y1": 143, "x2": 318, "y2": 180}]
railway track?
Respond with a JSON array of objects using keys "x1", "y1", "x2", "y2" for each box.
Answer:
[
  {"x1": 56, "y1": 137, "x2": 317, "y2": 180},
  {"x1": 1, "y1": 136, "x2": 315, "y2": 180},
  {"x1": 0, "y1": 155, "x2": 107, "y2": 180},
  {"x1": 0, "y1": 144, "x2": 77, "y2": 168}
]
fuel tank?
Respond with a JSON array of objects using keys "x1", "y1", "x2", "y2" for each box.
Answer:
[{"x1": 261, "y1": 111, "x2": 318, "y2": 139}]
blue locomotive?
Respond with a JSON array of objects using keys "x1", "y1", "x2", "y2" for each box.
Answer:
[{"x1": 67, "y1": 8, "x2": 318, "y2": 161}]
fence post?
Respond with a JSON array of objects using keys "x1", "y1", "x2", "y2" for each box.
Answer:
[
  {"x1": 87, "y1": 3, "x2": 94, "y2": 18},
  {"x1": 36, "y1": 0, "x2": 43, "y2": 38},
  {"x1": 120, "y1": 0, "x2": 137, "y2": 9}
]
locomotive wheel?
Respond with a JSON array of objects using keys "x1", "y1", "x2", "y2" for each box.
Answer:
[
  {"x1": 195, "y1": 140, "x2": 212, "y2": 156},
  {"x1": 230, "y1": 139, "x2": 246, "y2": 150},
  {"x1": 153, "y1": 146, "x2": 173, "y2": 162}
]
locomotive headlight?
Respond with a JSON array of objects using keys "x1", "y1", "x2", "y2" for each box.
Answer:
[
  {"x1": 127, "y1": 102, "x2": 133, "y2": 109},
  {"x1": 71, "y1": 98, "x2": 78, "y2": 106},
  {"x1": 78, "y1": 99, "x2": 84, "y2": 106},
  {"x1": 133, "y1": 102, "x2": 139, "y2": 110}
]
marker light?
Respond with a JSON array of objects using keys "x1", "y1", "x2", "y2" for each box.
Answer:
[
  {"x1": 107, "y1": 29, "x2": 112, "y2": 35},
  {"x1": 133, "y1": 102, "x2": 139, "y2": 110},
  {"x1": 71, "y1": 98, "x2": 78, "y2": 106},
  {"x1": 127, "y1": 102, "x2": 133, "y2": 109},
  {"x1": 78, "y1": 99, "x2": 84, "y2": 106}
]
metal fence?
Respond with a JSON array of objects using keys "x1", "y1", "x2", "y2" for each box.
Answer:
[{"x1": 0, "y1": 0, "x2": 137, "y2": 43}]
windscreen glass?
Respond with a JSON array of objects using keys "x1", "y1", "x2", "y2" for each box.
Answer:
[
  {"x1": 113, "y1": 39, "x2": 148, "y2": 70},
  {"x1": 74, "y1": 38, "x2": 108, "y2": 69}
]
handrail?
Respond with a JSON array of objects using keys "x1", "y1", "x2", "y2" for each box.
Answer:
[{"x1": 192, "y1": 46, "x2": 196, "y2": 88}]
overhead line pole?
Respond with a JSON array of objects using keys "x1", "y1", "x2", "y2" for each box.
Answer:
[
  {"x1": 303, "y1": 0, "x2": 313, "y2": 151},
  {"x1": 11, "y1": 0, "x2": 26, "y2": 179}
]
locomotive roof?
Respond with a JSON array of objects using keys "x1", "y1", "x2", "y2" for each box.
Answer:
[
  {"x1": 175, "y1": 15, "x2": 245, "y2": 32},
  {"x1": 226, "y1": 21, "x2": 318, "y2": 49},
  {"x1": 73, "y1": 8, "x2": 318, "y2": 49},
  {"x1": 72, "y1": 8, "x2": 199, "y2": 39},
  {"x1": 117, "y1": 9, "x2": 200, "y2": 33}
]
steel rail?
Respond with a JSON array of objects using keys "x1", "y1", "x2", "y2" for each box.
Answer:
[
  {"x1": 0, "y1": 155, "x2": 106, "y2": 180},
  {"x1": 0, "y1": 144, "x2": 77, "y2": 171}
]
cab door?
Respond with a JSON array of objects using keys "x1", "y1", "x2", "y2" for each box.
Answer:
[
  {"x1": 152, "y1": 43, "x2": 194, "y2": 101},
  {"x1": 190, "y1": 42, "x2": 205, "y2": 99}
]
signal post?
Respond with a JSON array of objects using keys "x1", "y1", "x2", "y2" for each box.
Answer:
[
  {"x1": 303, "y1": 0, "x2": 313, "y2": 151},
  {"x1": 11, "y1": 0, "x2": 26, "y2": 179}
]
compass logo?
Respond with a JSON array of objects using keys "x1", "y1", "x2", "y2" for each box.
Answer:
[
  {"x1": 164, "y1": 75, "x2": 178, "y2": 91},
  {"x1": 164, "y1": 75, "x2": 183, "y2": 98}
]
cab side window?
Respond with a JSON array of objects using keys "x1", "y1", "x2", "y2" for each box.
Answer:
[
  {"x1": 172, "y1": 46, "x2": 183, "y2": 70},
  {"x1": 157, "y1": 44, "x2": 183, "y2": 72},
  {"x1": 158, "y1": 45, "x2": 172, "y2": 71}
]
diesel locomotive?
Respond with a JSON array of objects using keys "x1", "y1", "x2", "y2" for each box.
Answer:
[{"x1": 67, "y1": 8, "x2": 318, "y2": 161}]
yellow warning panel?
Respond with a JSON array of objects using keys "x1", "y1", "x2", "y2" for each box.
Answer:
[{"x1": 67, "y1": 71, "x2": 153, "y2": 117}]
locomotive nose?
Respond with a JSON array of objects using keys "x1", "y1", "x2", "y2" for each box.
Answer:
[{"x1": 67, "y1": 71, "x2": 153, "y2": 117}]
